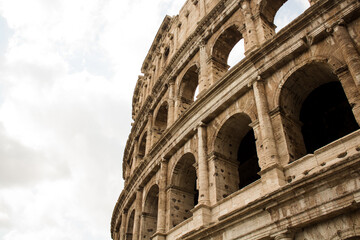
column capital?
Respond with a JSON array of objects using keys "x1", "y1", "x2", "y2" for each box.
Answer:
[
  {"x1": 272, "y1": 231, "x2": 294, "y2": 240},
  {"x1": 247, "y1": 75, "x2": 263, "y2": 87},
  {"x1": 197, "y1": 121, "x2": 207, "y2": 129}
]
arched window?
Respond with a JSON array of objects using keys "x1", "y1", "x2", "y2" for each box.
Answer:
[
  {"x1": 300, "y1": 81, "x2": 358, "y2": 153},
  {"x1": 279, "y1": 62, "x2": 359, "y2": 161},
  {"x1": 153, "y1": 102, "x2": 169, "y2": 143},
  {"x1": 211, "y1": 25, "x2": 243, "y2": 82},
  {"x1": 274, "y1": 0, "x2": 310, "y2": 32},
  {"x1": 169, "y1": 153, "x2": 198, "y2": 228},
  {"x1": 126, "y1": 210, "x2": 135, "y2": 240},
  {"x1": 178, "y1": 65, "x2": 199, "y2": 114},
  {"x1": 227, "y1": 38, "x2": 245, "y2": 69},
  {"x1": 213, "y1": 113, "x2": 260, "y2": 200},
  {"x1": 142, "y1": 185, "x2": 159, "y2": 240}
]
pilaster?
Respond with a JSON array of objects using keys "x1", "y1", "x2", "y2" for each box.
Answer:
[
  {"x1": 157, "y1": 158, "x2": 168, "y2": 233},
  {"x1": 119, "y1": 209, "x2": 128, "y2": 240},
  {"x1": 168, "y1": 78, "x2": 176, "y2": 125},
  {"x1": 199, "y1": 40, "x2": 210, "y2": 94},
  {"x1": 252, "y1": 76, "x2": 285, "y2": 192},
  {"x1": 331, "y1": 19, "x2": 360, "y2": 92},
  {"x1": 133, "y1": 188, "x2": 143, "y2": 240},
  {"x1": 197, "y1": 122, "x2": 210, "y2": 205}
]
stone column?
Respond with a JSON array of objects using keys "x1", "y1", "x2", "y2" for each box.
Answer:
[
  {"x1": 146, "y1": 113, "x2": 153, "y2": 155},
  {"x1": 199, "y1": 40, "x2": 210, "y2": 95},
  {"x1": 337, "y1": 68, "x2": 360, "y2": 125},
  {"x1": 197, "y1": 123, "x2": 210, "y2": 205},
  {"x1": 331, "y1": 20, "x2": 360, "y2": 92},
  {"x1": 252, "y1": 77, "x2": 285, "y2": 191},
  {"x1": 241, "y1": 0, "x2": 259, "y2": 54},
  {"x1": 133, "y1": 188, "x2": 143, "y2": 240},
  {"x1": 168, "y1": 79, "x2": 176, "y2": 125},
  {"x1": 119, "y1": 210, "x2": 127, "y2": 240},
  {"x1": 154, "y1": 159, "x2": 168, "y2": 240}
]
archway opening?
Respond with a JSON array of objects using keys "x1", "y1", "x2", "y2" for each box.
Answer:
[
  {"x1": 237, "y1": 129, "x2": 260, "y2": 189},
  {"x1": 170, "y1": 153, "x2": 198, "y2": 228},
  {"x1": 212, "y1": 25, "x2": 243, "y2": 81},
  {"x1": 138, "y1": 132, "x2": 147, "y2": 158},
  {"x1": 274, "y1": 0, "x2": 310, "y2": 32},
  {"x1": 279, "y1": 62, "x2": 359, "y2": 161},
  {"x1": 142, "y1": 185, "x2": 159, "y2": 240},
  {"x1": 153, "y1": 102, "x2": 169, "y2": 143},
  {"x1": 213, "y1": 113, "x2": 259, "y2": 200},
  {"x1": 300, "y1": 81, "x2": 359, "y2": 153},
  {"x1": 126, "y1": 210, "x2": 135, "y2": 240},
  {"x1": 179, "y1": 65, "x2": 199, "y2": 114},
  {"x1": 227, "y1": 38, "x2": 245, "y2": 68}
]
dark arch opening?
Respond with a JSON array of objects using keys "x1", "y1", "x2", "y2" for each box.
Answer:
[
  {"x1": 179, "y1": 65, "x2": 199, "y2": 114},
  {"x1": 279, "y1": 62, "x2": 359, "y2": 161},
  {"x1": 170, "y1": 153, "x2": 198, "y2": 228},
  {"x1": 300, "y1": 81, "x2": 359, "y2": 154},
  {"x1": 213, "y1": 113, "x2": 260, "y2": 200},
  {"x1": 126, "y1": 210, "x2": 135, "y2": 240},
  {"x1": 142, "y1": 185, "x2": 159, "y2": 240},
  {"x1": 153, "y1": 102, "x2": 169, "y2": 143},
  {"x1": 237, "y1": 129, "x2": 260, "y2": 189},
  {"x1": 138, "y1": 132, "x2": 147, "y2": 158}
]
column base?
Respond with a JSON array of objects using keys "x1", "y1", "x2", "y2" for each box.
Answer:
[
  {"x1": 259, "y1": 164, "x2": 286, "y2": 194},
  {"x1": 151, "y1": 232, "x2": 166, "y2": 240},
  {"x1": 191, "y1": 204, "x2": 212, "y2": 228}
]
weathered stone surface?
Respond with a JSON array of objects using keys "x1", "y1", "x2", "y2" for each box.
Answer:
[{"x1": 111, "y1": 0, "x2": 360, "y2": 239}]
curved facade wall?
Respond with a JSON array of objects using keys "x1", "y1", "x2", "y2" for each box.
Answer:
[{"x1": 111, "y1": 0, "x2": 360, "y2": 239}]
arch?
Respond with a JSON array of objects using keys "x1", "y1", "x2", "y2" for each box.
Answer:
[
  {"x1": 138, "y1": 131, "x2": 147, "y2": 158},
  {"x1": 278, "y1": 61, "x2": 359, "y2": 161},
  {"x1": 178, "y1": 64, "x2": 199, "y2": 114},
  {"x1": 153, "y1": 101, "x2": 169, "y2": 143},
  {"x1": 211, "y1": 24, "x2": 243, "y2": 81},
  {"x1": 273, "y1": 0, "x2": 310, "y2": 32},
  {"x1": 126, "y1": 210, "x2": 135, "y2": 240},
  {"x1": 212, "y1": 113, "x2": 260, "y2": 200},
  {"x1": 141, "y1": 184, "x2": 159, "y2": 240},
  {"x1": 169, "y1": 152, "x2": 198, "y2": 228}
]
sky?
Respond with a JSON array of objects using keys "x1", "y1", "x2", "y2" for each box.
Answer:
[{"x1": 0, "y1": 0, "x2": 308, "y2": 239}]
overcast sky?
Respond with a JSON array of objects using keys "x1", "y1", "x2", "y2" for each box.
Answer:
[{"x1": 0, "y1": 0, "x2": 308, "y2": 239}]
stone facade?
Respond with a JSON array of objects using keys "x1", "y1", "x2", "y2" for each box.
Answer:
[{"x1": 111, "y1": 0, "x2": 360, "y2": 239}]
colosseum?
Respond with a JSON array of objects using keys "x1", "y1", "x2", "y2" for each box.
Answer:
[{"x1": 111, "y1": 0, "x2": 360, "y2": 239}]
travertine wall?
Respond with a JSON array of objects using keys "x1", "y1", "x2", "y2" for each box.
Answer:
[{"x1": 111, "y1": 0, "x2": 360, "y2": 239}]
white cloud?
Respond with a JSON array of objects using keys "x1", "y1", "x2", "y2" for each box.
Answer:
[{"x1": 0, "y1": 0, "x2": 183, "y2": 239}]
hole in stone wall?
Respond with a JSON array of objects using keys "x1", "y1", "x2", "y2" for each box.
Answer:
[{"x1": 300, "y1": 81, "x2": 359, "y2": 154}]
